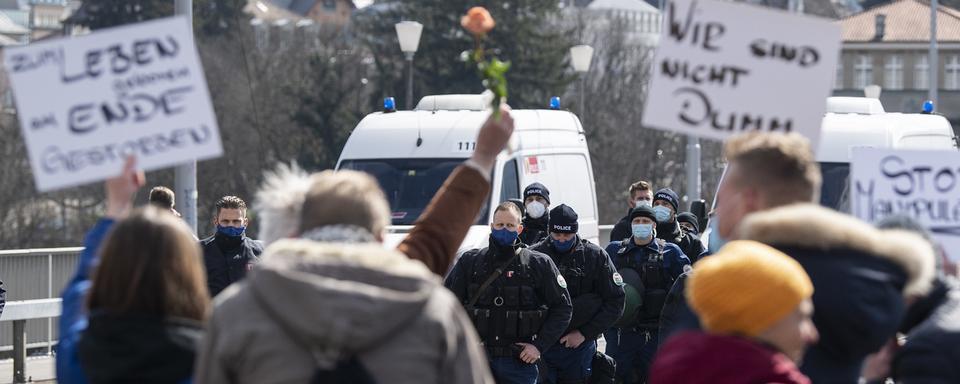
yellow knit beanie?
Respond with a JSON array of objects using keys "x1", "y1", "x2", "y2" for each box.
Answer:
[{"x1": 687, "y1": 240, "x2": 814, "y2": 337}]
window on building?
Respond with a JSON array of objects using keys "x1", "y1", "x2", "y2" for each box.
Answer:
[
  {"x1": 947, "y1": 55, "x2": 960, "y2": 90},
  {"x1": 835, "y1": 57, "x2": 843, "y2": 89},
  {"x1": 854, "y1": 54, "x2": 873, "y2": 90},
  {"x1": 324, "y1": 0, "x2": 336, "y2": 10},
  {"x1": 915, "y1": 55, "x2": 929, "y2": 90},
  {"x1": 884, "y1": 55, "x2": 903, "y2": 90}
]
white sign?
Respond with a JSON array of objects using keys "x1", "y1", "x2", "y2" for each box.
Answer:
[
  {"x1": 642, "y1": 0, "x2": 840, "y2": 147},
  {"x1": 851, "y1": 148, "x2": 960, "y2": 262},
  {"x1": 5, "y1": 16, "x2": 222, "y2": 191}
]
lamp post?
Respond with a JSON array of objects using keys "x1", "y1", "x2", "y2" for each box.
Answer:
[
  {"x1": 395, "y1": 21, "x2": 423, "y2": 110},
  {"x1": 570, "y1": 44, "x2": 593, "y2": 119},
  {"x1": 174, "y1": 0, "x2": 197, "y2": 236}
]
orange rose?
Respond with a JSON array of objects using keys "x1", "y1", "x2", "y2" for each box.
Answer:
[{"x1": 461, "y1": 6, "x2": 495, "y2": 36}]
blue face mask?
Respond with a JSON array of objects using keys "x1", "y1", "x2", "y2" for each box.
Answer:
[
  {"x1": 552, "y1": 236, "x2": 577, "y2": 253},
  {"x1": 707, "y1": 218, "x2": 727, "y2": 254},
  {"x1": 653, "y1": 205, "x2": 672, "y2": 223},
  {"x1": 217, "y1": 225, "x2": 245, "y2": 238},
  {"x1": 491, "y1": 228, "x2": 519, "y2": 247},
  {"x1": 631, "y1": 223, "x2": 654, "y2": 240}
]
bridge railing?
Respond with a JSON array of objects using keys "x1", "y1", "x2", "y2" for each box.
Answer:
[{"x1": 0, "y1": 298, "x2": 62, "y2": 383}]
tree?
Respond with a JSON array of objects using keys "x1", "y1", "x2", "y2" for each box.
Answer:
[
  {"x1": 70, "y1": 0, "x2": 173, "y2": 30},
  {"x1": 356, "y1": 0, "x2": 576, "y2": 109}
]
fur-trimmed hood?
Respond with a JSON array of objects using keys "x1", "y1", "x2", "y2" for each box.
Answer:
[
  {"x1": 246, "y1": 239, "x2": 439, "y2": 362},
  {"x1": 735, "y1": 203, "x2": 936, "y2": 298}
]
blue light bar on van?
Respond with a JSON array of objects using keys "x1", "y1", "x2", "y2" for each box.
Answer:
[
  {"x1": 384, "y1": 97, "x2": 397, "y2": 113},
  {"x1": 550, "y1": 96, "x2": 561, "y2": 110},
  {"x1": 923, "y1": 100, "x2": 934, "y2": 114}
]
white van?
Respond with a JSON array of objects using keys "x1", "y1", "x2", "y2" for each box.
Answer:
[
  {"x1": 816, "y1": 97, "x2": 957, "y2": 211},
  {"x1": 700, "y1": 97, "x2": 959, "y2": 245},
  {"x1": 335, "y1": 94, "x2": 600, "y2": 254}
]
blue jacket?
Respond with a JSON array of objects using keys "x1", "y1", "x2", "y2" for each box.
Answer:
[
  {"x1": 58, "y1": 219, "x2": 195, "y2": 384},
  {"x1": 58, "y1": 218, "x2": 114, "y2": 384},
  {"x1": 604, "y1": 237, "x2": 690, "y2": 281}
]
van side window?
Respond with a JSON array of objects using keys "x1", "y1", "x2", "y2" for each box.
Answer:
[{"x1": 499, "y1": 159, "x2": 520, "y2": 202}]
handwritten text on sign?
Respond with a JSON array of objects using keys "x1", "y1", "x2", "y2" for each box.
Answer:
[
  {"x1": 851, "y1": 148, "x2": 960, "y2": 262},
  {"x1": 4, "y1": 16, "x2": 222, "y2": 191},
  {"x1": 642, "y1": 0, "x2": 840, "y2": 146}
]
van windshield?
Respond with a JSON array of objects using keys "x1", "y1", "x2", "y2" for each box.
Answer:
[
  {"x1": 819, "y1": 162, "x2": 850, "y2": 212},
  {"x1": 338, "y1": 158, "x2": 488, "y2": 225}
]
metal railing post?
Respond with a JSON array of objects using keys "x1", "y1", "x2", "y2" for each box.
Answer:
[{"x1": 13, "y1": 319, "x2": 26, "y2": 383}]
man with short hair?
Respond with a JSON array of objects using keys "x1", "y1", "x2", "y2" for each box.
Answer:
[
  {"x1": 520, "y1": 183, "x2": 552, "y2": 246},
  {"x1": 446, "y1": 202, "x2": 573, "y2": 384},
  {"x1": 652, "y1": 188, "x2": 705, "y2": 263},
  {"x1": 531, "y1": 204, "x2": 625, "y2": 384},
  {"x1": 603, "y1": 205, "x2": 689, "y2": 383},
  {"x1": 610, "y1": 181, "x2": 653, "y2": 243},
  {"x1": 661, "y1": 132, "x2": 936, "y2": 383},
  {"x1": 200, "y1": 196, "x2": 264, "y2": 297},
  {"x1": 148, "y1": 186, "x2": 179, "y2": 217}
]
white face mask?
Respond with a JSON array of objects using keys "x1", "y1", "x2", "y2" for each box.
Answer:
[
  {"x1": 526, "y1": 201, "x2": 546, "y2": 219},
  {"x1": 635, "y1": 199, "x2": 652, "y2": 208}
]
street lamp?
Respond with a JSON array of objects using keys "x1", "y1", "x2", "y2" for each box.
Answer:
[
  {"x1": 570, "y1": 44, "x2": 593, "y2": 118},
  {"x1": 395, "y1": 21, "x2": 423, "y2": 110}
]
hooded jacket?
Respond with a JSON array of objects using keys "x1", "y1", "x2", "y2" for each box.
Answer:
[
  {"x1": 649, "y1": 331, "x2": 810, "y2": 384},
  {"x1": 195, "y1": 238, "x2": 494, "y2": 384},
  {"x1": 78, "y1": 313, "x2": 201, "y2": 384},
  {"x1": 736, "y1": 204, "x2": 935, "y2": 384}
]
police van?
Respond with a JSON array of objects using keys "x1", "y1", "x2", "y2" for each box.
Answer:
[
  {"x1": 699, "y1": 96, "x2": 959, "y2": 245},
  {"x1": 335, "y1": 94, "x2": 600, "y2": 253}
]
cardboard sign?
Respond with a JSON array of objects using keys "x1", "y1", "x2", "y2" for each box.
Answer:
[
  {"x1": 4, "y1": 16, "x2": 222, "y2": 191},
  {"x1": 851, "y1": 148, "x2": 960, "y2": 262},
  {"x1": 642, "y1": 0, "x2": 840, "y2": 147}
]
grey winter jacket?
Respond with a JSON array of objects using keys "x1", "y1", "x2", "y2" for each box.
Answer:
[{"x1": 195, "y1": 239, "x2": 494, "y2": 384}]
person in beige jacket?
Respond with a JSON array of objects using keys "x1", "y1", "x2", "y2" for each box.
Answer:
[{"x1": 195, "y1": 109, "x2": 515, "y2": 384}]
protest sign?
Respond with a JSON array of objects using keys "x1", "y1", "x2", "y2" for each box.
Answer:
[
  {"x1": 642, "y1": 0, "x2": 840, "y2": 147},
  {"x1": 4, "y1": 16, "x2": 222, "y2": 191},
  {"x1": 851, "y1": 148, "x2": 960, "y2": 262}
]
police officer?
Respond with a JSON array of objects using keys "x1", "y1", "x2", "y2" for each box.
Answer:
[
  {"x1": 531, "y1": 205, "x2": 625, "y2": 384},
  {"x1": 602, "y1": 205, "x2": 690, "y2": 384},
  {"x1": 445, "y1": 202, "x2": 573, "y2": 384},
  {"x1": 520, "y1": 183, "x2": 551, "y2": 246},
  {"x1": 676, "y1": 212, "x2": 700, "y2": 236},
  {"x1": 651, "y1": 188, "x2": 705, "y2": 263}
]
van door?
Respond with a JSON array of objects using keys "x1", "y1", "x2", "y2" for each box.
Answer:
[{"x1": 519, "y1": 154, "x2": 600, "y2": 244}]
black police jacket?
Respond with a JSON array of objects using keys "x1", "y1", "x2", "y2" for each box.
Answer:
[
  {"x1": 520, "y1": 214, "x2": 550, "y2": 246},
  {"x1": 609, "y1": 209, "x2": 633, "y2": 244},
  {"x1": 657, "y1": 220, "x2": 705, "y2": 264},
  {"x1": 444, "y1": 237, "x2": 572, "y2": 353},
  {"x1": 200, "y1": 233, "x2": 264, "y2": 297},
  {"x1": 532, "y1": 236, "x2": 625, "y2": 340}
]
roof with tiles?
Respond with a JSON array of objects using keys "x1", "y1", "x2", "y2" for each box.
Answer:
[{"x1": 839, "y1": 0, "x2": 960, "y2": 42}]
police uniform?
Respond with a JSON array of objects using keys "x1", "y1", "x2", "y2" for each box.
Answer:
[
  {"x1": 445, "y1": 232, "x2": 573, "y2": 384},
  {"x1": 602, "y1": 206, "x2": 690, "y2": 384},
  {"x1": 652, "y1": 189, "x2": 705, "y2": 264},
  {"x1": 531, "y1": 204, "x2": 625, "y2": 384},
  {"x1": 520, "y1": 183, "x2": 551, "y2": 246}
]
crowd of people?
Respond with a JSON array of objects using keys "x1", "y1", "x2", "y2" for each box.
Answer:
[{"x1": 39, "y1": 105, "x2": 960, "y2": 384}]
